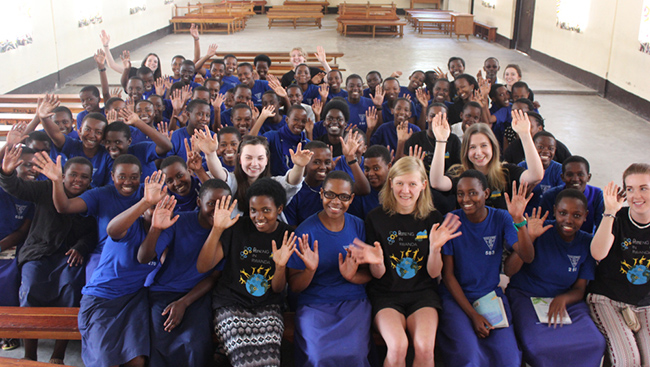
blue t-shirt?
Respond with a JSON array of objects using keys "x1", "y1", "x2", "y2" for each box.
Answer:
[
  {"x1": 150, "y1": 211, "x2": 216, "y2": 293},
  {"x1": 399, "y1": 86, "x2": 417, "y2": 102},
  {"x1": 76, "y1": 108, "x2": 106, "y2": 130},
  {"x1": 508, "y1": 222, "x2": 595, "y2": 297},
  {"x1": 381, "y1": 100, "x2": 419, "y2": 124},
  {"x1": 519, "y1": 160, "x2": 563, "y2": 215},
  {"x1": 60, "y1": 135, "x2": 112, "y2": 187},
  {"x1": 346, "y1": 96, "x2": 375, "y2": 132},
  {"x1": 219, "y1": 156, "x2": 235, "y2": 173},
  {"x1": 287, "y1": 212, "x2": 367, "y2": 305},
  {"x1": 129, "y1": 126, "x2": 151, "y2": 145},
  {"x1": 284, "y1": 182, "x2": 323, "y2": 226},
  {"x1": 219, "y1": 76, "x2": 240, "y2": 94},
  {"x1": 540, "y1": 184, "x2": 604, "y2": 234},
  {"x1": 316, "y1": 89, "x2": 349, "y2": 103},
  {"x1": 249, "y1": 80, "x2": 272, "y2": 105},
  {"x1": 370, "y1": 121, "x2": 421, "y2": 151},
  {"x1": 441, "y1": 208, "x2": 518, "y2": 302},
  {"x1": 301, "y1": 84, "x2": 320, "y2": 105},
  {"x1": 312, "y1": 120, "x2": 326, "y2": 139},
  {"x1": 106, "y1": 142, "x2": 162, "y2": 186},
  {"x1": 220, "y1": 109, "x2": 232, "y2": 127},
  {"x1": 83, "y1": 218, "x2": 167, "y2": 299},
  {"x1": 363, "y1": 88, "x2": 373, "y2": 99},
  {"x1": 259, "y1": 115, "x2": 287, "y2": 135},
  {"x1": 0, "y1": 187, "x2": 35, "y2": 241},
  {"x1": 333, "y1": 156, "x2": 364, "y2": 182},
  {"x1": 170, "y1": 176, "x2": 201, "y2": 213},
  {"x1": 347, "y1": 187, "x2": 380, "y2": 220},
  {"x1": 263, "y1": 125, "x2": 310, "y2": 177},
  {"x1": 79, "y1": 185, "x2": 143, "y2": 254}
]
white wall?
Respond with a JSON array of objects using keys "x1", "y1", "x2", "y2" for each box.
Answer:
[
  {"x1": 472, "y1": 0, "x2": 516, "y2": 38},
  {"x1": 0, "y1": 0, "x2": 174, "y2": 94},
  {"x1": 446, "y1": 0, "x2": 471, "y2": 12}
]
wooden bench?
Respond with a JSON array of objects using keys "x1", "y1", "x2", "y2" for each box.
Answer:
[
  {"x1": 283, "y1": 0, "x2": 329, "y2": 13},
  {"x1": 410, "y1": 13, "x2": 452, "y2": 34},
  {"x1": 0, "y1": 307, "x2": 80, "y2": 340},
  {"x1": 0, "y1": 103, "x2": 84, "y2": 114},
  {"x1": 474, "y1": 20, "x2": 497, "y2": 42},
  {"x1": 337, "y1": 2, "x2": 407, "y2": 38},
  {"x1": 171, "y1": 3, "x2": 249, "y2": 34},
  {"x1": 267, "y1": 5, "x2": 324, "y2": 29},
  {"x1": 223, "y1": 0, "x2": 267, "y2": 14},
  {"x1": 0, "y1": 95, "x2": 89, "y2": 104}
]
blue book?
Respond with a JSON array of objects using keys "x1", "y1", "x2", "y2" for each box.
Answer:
[{"x1": 472, "y1": 290, "x2": 509, "y2": 328}]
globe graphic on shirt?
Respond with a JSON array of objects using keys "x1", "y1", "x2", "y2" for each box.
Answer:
[
  {"x1": 626, "y1": 265, "x2": 650, "y2": 285},
  {"x1": 396, "y1": 258, "x2": 418, "y2": 279},
  {"x1": 246, "y1": 274, "x2": 270, "y2": 297}
]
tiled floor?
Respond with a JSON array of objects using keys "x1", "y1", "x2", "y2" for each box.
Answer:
[{"x1": 4, "y1": 12, "x2": 649, "y2": 367}]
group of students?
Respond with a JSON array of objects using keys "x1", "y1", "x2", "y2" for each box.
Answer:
[{"x1": 0, "y1": 28, "x2": 648, "y2": 367}]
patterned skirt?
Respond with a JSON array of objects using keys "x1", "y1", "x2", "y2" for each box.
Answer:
[{"x1": 214, "y1": 304, "x2": 284, "y2": 367}]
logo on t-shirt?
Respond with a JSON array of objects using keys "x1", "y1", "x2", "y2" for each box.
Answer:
[
  {"x1": 240, "y1": 247, "x2": 253, "y2": 259},
  {"x1": 14, "y1": 204, "x2": 27, "y2": 219},
  {"x1": 620, "y1": 257, "x2": 650, "y2": 285},
  {"x1": 483, "y1": 236, "x2": 496, "y2": 256},
  {"x1": 621, "y1": 238, "x2": 631, "y2": 251},
  {"x1": 567, "y1": 255, "x2": 581, "y2": 272},
  {"x1": 240, "y1": 266, "x2": 272, "y2": 297},
  {"x1": 390, "y1": 248, "x2": 423, "y2": 279},
  {"x1": 415, "y1": 230, "x2": 427, "y2": 241},
  {"x1": 387, "y1": 231, "x2": 398, "y2": 245}
]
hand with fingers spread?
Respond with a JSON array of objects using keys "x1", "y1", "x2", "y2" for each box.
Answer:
[
  {"x1": 259, "y1": 105, "x2": 276, "y2": 120},
  {"x1": 5, "y1": 122, "x2": 29, "y2": 147},
  {"x1": 311, "y1": 98, "x2": 323, "y2": 119},
  {"x1": 525, "y1": 207, "x2": 553, "y2": 239},
  {"x1": 431, "y1": 112, "x2": 450, "y2": 141},
  {"x1": 36, "y1": 94, "x2": 61, "y2": 120},
  {"x1": 340, "y1": 130, "x2": 361, "y2": 162},
  {"x1": 119, "y1": 108, "x2": 141, "y2": 126},
  {"x1": 434, "y1": 67, "x2": 448, "y2": 80},
  {"x1": 94, "y1": 49, "x2": 106, "y2": 68},
  {"x1": 144, "y1": 170, "x2": 168, "y2": 206},
  {"x1": 193, "y1": 126, "x2": 219, "y2": 154},
  {"x1": 396, "y1": 121, "x2": 412, "y2": 143},
  {"x1": 185, "y1": 139, "x2": 203, "y2": 174},
  {"x1": 408, "y1": 145, "x2": 426, "y2": 161},
  {"x1": 157, "y1": 121, "x2": 173, "y2": 140},
  {"x1": 121, "y1": 50, "x2": 131, "y2": 69},
  {"x1": 65, "y1": 249, "x2": 84, "y2": 267},
  {"x1": 290, "y1": 143, "x2": 314, "y2": 168},
  {"x1": 110, "y1": 87, "x2": 123, "y2": 99},
  {"x1": 365, "y1": 106, "x2": 378, "y2": 132},
  {"x1": 106, "y1": 109, "x2": 119, "y2": 124},
  {"x1": 349, "y1": 238, "x2": 383, "y2": 264},
  {"x1": 181, "y1": 85, "x2": 192, "y2": 105},
  {"x1": 295, "y1": 234, "x2": 319, "y2": 271},
  {"x1": 511, "y1": 109, "x2": 532, "y2": 138},
  {"x1": 206, "y1": 43, "x2": 218, "y2": 58},
  {"x1": 99, "y1": 30, "x2": 111, "y2": 47},
  {"x1": 212, "y1": 196, "x2": 240, "y2": 230},
  {"x1": 429, "y1": 213, "x2": 462, "y2": 251},
  {"x1": 602, "y1": 181, "x2": 625, "y2": 215},
  {"x1": 272, "y1": 231, "x2": 297, "y2": 268},
  {"x1": 31, "y1": 152, "x2": 63, "y2": 182},
  {"x1": 171, "y1": 89, "x2": 185, "y2": 113},
  {"x1": 267, "y1": 75, "x2": 287, "y2": 98},
  {"x1": 190, "y1": 23, "x2": 200, "y2": 41},
  {"x1": 338, "y1": 249, "x2": 360, "y2": 282},
  {"x1": 416, "y1": 88, "x2": 430, "y2": 108},
  {"x1": 311, "y1": 72, "x2": 326, "y2": 85},
  {"x1": 478, "y1": 77, "x2": 491, "y2": 97},
  {"x1": 319, "y1": 84, "x2": 329, "y2": 101},
  {"x1": 212, "y1": 93, "x2": 225, "y2": 110},
  {"x1": 304, "y1": 118, "x2": 314, "y2": 139},
  {"x1": 151, "y1": 195, "x2": 180, "y2": 230},
  {"x1": 154, "y1": 77, "x2": 166, "y2": 96},
  {"x1": 2, "y1": 144, "x2": 24, "y2": 175},
  {"x1": 371, "y1": 85, "x2": 385, "y2": 107},
  {"x1": 314, "y1": 46, "x2": 328, "y2": 65},
  {"x1": 505, "y1": 181, "x2": 532, "y2": 222}
]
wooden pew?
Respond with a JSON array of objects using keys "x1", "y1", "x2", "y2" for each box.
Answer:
[
  {"x1": 267, "y1": 5, "x2": 324, "y2": 29},
  {"x1": 0, "y1": 95, "x2": 88, "y2": 104},
  {"x1": 171, "y1": 3, "x2": 249, "y2": 34},
  {"x1": 474, "y1": 20, "x2": 497, "y2": 42},
  {"x1": 0, "y1": 103, "x2": 85, "y2": 114},
  {"x1": 336, "y1": 2, "x2": 407, "y2": 38},
  {"x1": 0, "y1": 307, "x2": 80, "y2": 340},
  {"x1": 223, "y1": 0, "x2": 267, "y2": 14}
]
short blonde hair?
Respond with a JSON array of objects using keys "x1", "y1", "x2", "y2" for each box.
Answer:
[
  {"x1": 290, "y1": 47, "x2": 307, "y2": 59},
  {"x1": 379, "y1": 157, "x2": 434, "y2": 220}
]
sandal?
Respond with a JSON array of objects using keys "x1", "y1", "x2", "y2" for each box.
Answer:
[
  {"x1": 49, "y1": 358, "x2": 65, "y2": 365},
  {"x1": 1, "y1": 338, "x2": 19, "y2": 351}
]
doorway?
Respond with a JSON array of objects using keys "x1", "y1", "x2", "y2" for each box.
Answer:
[{"x1": 513, "y1": 0, "x2": 535, "y2": 53}]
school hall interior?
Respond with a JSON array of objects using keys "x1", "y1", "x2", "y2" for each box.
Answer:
[{"x1": 0, "y1": 0, "x2": 650, "y2": 365}]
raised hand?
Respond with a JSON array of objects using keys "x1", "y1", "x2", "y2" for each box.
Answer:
[
  {"x1": 185, "y1": 138, "x2": 203, "y2": 174},
  {"x1": 429, "y1": 213, "x2": 462, "y2": 251},
  {"x1": 154, "y1": 77, "x2": 166, "y2": 96},
  {"x1": 318, "y1": 84, "x2": 329, "y2": 101},
  {"x1": 371, "y1": 84, "x2": 385, "y2": 107},
  {"x1": 193, "y1": 126, "x2": 219, "y2": 154},
  {"x1": 110, "y1": 87, "x2": 123, "y2": 99},
  {"x1": 338, "y1": 249, "x2": 359, "y2": 281},
  {"x1": 311, "y1": 98, "x2": 323, "y2": 118},
  {"x1": 272, "y1": 231, "x2": 297, "y2": 267},
  {"x1": 314, "y1": 45, "x2": 327, "y2": 65},
  {"x1": 260, "y1": 105, "x2": 276, "y2": 120},
  {"x1": 603, "y1": 181, "x2": 625, "y2": 215},
  {"x1": 434, "y1": 67, "x2": 447, "y2": 80},
  {"x1": 121, "y1": 50, "x2": 131, "y2": 69},
  {"x1": 31, "y1": 152, "x2": 62, "y2": 182},
  {"x1": 194, "y1": 74, "x2": 205, "y2": 85},
  {"x1": 181, "y1": 85, "x2": 192, "y2": 104},
  {"x1": 94, "y1": 49, "x2": 106, "y2": 67},
  {"x1": 365, "y1": 106, "x2": 378, "y2": 131},
  {"x1": 408, "y1": 145, "x2": 426, "y2": 161},
  {"x1": 2, "y1": 145, "x2": 24, "y2": 175},
  {"x1": 119, "y1": 108, "x2": 141, "y2": 126},
  {"x1": 304, "y1": 118, "x2": 314, "y2": 138},
  {"x1": 157, "y1": 121, "x2": 173, "y2": 140},
  {"x1": 99, "y1": 30, "x2": 111, "y2": 47},
  {"x1": 36, "y1": 94, "x2": 61, "y2": 120},
  {"x1": 162, "y1": 299, "x2": 187, "y2": 332},
  {"x1": 289, "y1": 143, "x2": 314, "y2": 167},
  {"x1": 416, "y1": 88, "x2": 430, "y2": 107},
  {"x1": 349, "y1": 238, "x2": 383, "y2": 264},
  {"x1": 250, "y1": 104, "x2": 260, "y2": 122},
  {"x1": 206, "y1": 43, "x2": 218, "y2": 58},
  {"x1": 478, "y1": 76, "x2": 491, "y2": 97},
  {"x1": 311, "y1": 71, "x2": 326, "y2": 85},
  {"x1": 295, "y1": 234, "x2": 319, "y2": 271},
  {"x1": 151, "y1": 195, "x2": 180, "y2": 230},
  {"x1": 212, "y1": 195, "x2": 240, "y2": 230},
  {"x1": 505, "y1": 181, "x2": 532, "y2": 221},
  {"x1": 171, "y1": 88, "x2": 184, "y2": 112},
  {"x1": 390, "y1": 70, "x2": 403, "y2": 78},
  {"x1": 144, "y1": 170, "x2": 168, "y2": 206},
  {"x1": 5, "y1": 122, "x2": 29, "y2": 147},
  {"x1": 525, "y1": 207, "x2": 553, "y2": 239},
  {"x1": 396, "y1": 121, "x2": 412, "y2": 143},
  {"x1": 106, "y1": 109, "x2": 119, "y2": 124},
  {"x1": 211, "y1": 93, "x2": 225, "y2": 110},
  {"x1": 431, "y1": 112, "x2": 450, "y2": 141},
  {"x1": 267, "y1": 75, "x2": 287, "y2": 98},
  {"x1": 511, "y1": 109, "x2": 532, "y2": 137},
  {"x1": 190, "y1": 23, "x2": 200, "y2": 41},
  {"x1": 65, "y1": 249, "x2": 84, "y2": 267}
]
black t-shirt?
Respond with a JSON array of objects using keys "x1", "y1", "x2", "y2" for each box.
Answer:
[
  {"x1": 503, "y1": 137, "x2": 572, "y2": 165},
  {"x1": 213, "y1": 217, "x2": 293, "y2": 309},
  {"x1": 404, "y1": 131, "x2": 461, "y2": 174},
  {"x1": 447, "y1": 163, "x2": 524, "y2": 210},
  {"x1": 365, "y1": 208, "x2": 444, "y2": 296},
  {"x1": 447, "y1": 99, "x2": 465, "y2": 125},
  {"x1": 280, "y1": 66, "x2": 324, "y2": 88},
  {"x1": 588, "y1": 207, "x2": 650, "y2": 306},
  {"x1": 316, "y1": 134, "x2": 342, "y2": 157}
]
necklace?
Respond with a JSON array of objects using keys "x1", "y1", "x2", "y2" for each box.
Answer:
[
  {"x1": 628, "y1": 209, "x2": 650, "y2": 230},
  {"x1": 306, "y1": 184, "x2": 321, "y2": 194}
]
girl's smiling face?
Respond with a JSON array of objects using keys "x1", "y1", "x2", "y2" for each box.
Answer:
[
  {"x1": 625, "y1": 173, "x2": 650, "y2": 219},
  {"x1": 503, "y1": 67, "x2": 521, "y2": 87},
  {"x1": 467, "y1": 133, "x2": 493, "y2": 169},
  {"x1": 249, "y1": 195, "x2": 282, "y2": 233},
  {"x1": 145, "y1": 55, "x2": 159, "y2": 72},
  {"x1": 240, "y1": 144, "x2": 268, "y2": 180},
  {"x1": 554, "y1": 197, "x2": 587, "y2": 242},
  {"x1": 456, "y1": 176, "x2": 489, "y2": 217}
]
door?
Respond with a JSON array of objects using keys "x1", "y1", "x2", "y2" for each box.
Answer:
[{"x1": 514, "y1": 0, "x2": 535, "y2": 53}]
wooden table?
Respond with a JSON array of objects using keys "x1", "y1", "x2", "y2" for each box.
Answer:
[
  {"x1": 450, "y1": 12, "x2": 474, "y2": 40},
  {"x1": 338, "y1": 19, "x2": 407, "y2": 37}
]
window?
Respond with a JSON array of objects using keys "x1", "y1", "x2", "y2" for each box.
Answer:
[
  {"x1": 0, "y1": 3, "x2": 33, "y2": 53},
  {"x1": 640, "y1": 0, "x2": 650, "y2": 54},
  {"x1": 556, "y1": 0, "x2": 590, "y2": 33}
]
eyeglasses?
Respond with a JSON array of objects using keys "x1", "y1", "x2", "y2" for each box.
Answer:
[{"x1": 322, "y1": 190, "x2": 352, "y2": 202}]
